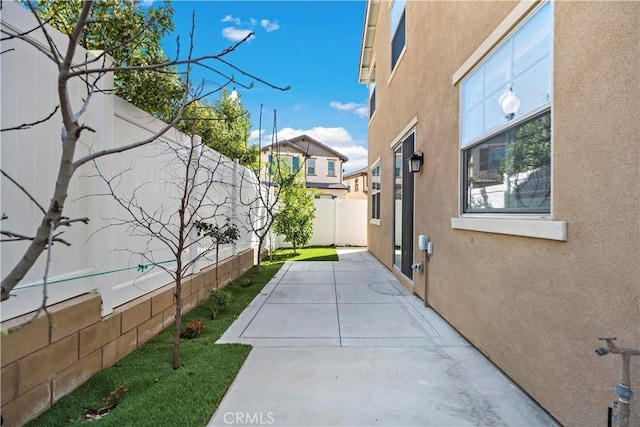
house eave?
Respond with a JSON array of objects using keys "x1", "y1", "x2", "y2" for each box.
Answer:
[{"x1": 358, "y1": 0, "x2": 380, "y2": 84}]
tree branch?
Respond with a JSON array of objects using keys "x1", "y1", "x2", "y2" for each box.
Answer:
[
  {"x1": 1, "y1": 169, "x2": 47, "y2": 215},
  {"x1": 1, "y1": 105, "x2": 60, "y2": 132},
  {"x1": 25, "y1": 0, "x2": 63, "y2": 65}
]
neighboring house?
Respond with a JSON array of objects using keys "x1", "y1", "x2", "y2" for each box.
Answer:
[
  {"x1": 343, "y1": 167, "x2": 368, "y2": 200},
  {"x1": 359, "y1": 1, "x2": 639, "y2": 426},
  {"x1": 260, "y1": 134, "x2": 349, "y2": 199}
]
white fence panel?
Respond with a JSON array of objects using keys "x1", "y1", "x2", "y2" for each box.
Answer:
[
  {"x1": 277, "y1": 199, "x2": 368, "y2": 248},
  {"x1": 310, "y1": 199, "x2": 337, "y2": 246},
  {"x1": 334, "y1": 199, "x2": 368, "y2": 246}
]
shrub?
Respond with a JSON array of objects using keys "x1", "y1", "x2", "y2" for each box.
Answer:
[
  {"x1": 180, "y1": 319, "x2": 206, "y2": 339},
  {"x1": 207, "y1": 289, "x2": 233, "y2": 319}
]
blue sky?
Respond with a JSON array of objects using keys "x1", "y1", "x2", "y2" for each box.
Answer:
[{"x1": 161, "y1": 1, "x2": 369, "y2": 173}]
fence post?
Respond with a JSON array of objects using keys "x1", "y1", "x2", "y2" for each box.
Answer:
[{"x1": 334, "y1": 198, "x2": 339, "y2": 246}]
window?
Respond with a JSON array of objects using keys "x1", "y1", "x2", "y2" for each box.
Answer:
[
  {"x1": 369, "y1": 65, "x2": 376, "y2": 118},
  {"x1": 292, "y1": 156, "x2": 300, "y2": 173},
  {"x1": 355, "y1": 178, "x2": 359, "y2": 192},
  {"x1": 307, "y1": 158, "x2": 315, "y2": 175},
  {"x1": 461, "y1": 2, "x2": 551, "y2": 214},
  {"x1": 328, "y1": 160, "x2": 336, "y2": 177},
  {"x1": 347, "y1": 183, "x2": 351, "y2": 193},
  {"x1": 371, "y1": 164, "x2": 381, "y2": 220},
  {"x1": 390, "y1": 0, "x2": 406, "y2": 70}
]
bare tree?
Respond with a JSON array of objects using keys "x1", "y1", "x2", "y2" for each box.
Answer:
[
  {"x1": 237, "y1": 108, "x2": 309, "y2": 272},
  {"x1": 93, "y1": 135, "x2": 239, "y2": 369},
  {"x1": 0, "y1": 1, "x2": 288, "y2": 302}
]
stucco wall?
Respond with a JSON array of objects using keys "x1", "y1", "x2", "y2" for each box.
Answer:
[
  {"x1": 365, "y1": 1, "x2": 639, "y2": 425},
  {"x1": 0, "y1": 249, "x2": 254, "y2": 427},
  {"x1": 344, "y1": 174, "x2": 368, "y2": 200}
]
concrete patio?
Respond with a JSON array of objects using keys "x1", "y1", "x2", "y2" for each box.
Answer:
[{"x1": 209, "y1": 248, "x2": 557, "y2": 426}]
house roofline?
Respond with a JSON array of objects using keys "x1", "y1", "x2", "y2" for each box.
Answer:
[
  {"x1": 262, "y1": 134, "x2": 349, "y2": 162},
  {"x1": 307, "y1": 182, "x2": 348, "y2": 190},
  {"x1": 343, "y1": 167, "x2": 368, "y2": 180},
  {"x1": 358, "y1": 0, "x2": 380, "y2": 84},
  {"x1": 261, "y1": 140, "x2": 311, "y2": 157}
]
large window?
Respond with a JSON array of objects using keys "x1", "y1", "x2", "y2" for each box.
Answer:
[
  {"x1": 461, "y1": 2, "x2": 551, "y2": 214},
  {"x1": 390, "y1": 0, "x2": 406, "y2": 70},
  {"x1": 371, "y1": 164, "x2": 381, "y2": 220}
]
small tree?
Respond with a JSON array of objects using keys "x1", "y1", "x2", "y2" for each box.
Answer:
[
  {"x1": 195, "y1": 219, "x2": 239, "y2": 289},
  {"x1": 237, "y1": 108, "x2": 310, "y2": 271},
  {"x1": 96, "y1": 136, "x2": 235, "y2": 369},
  {"x1": 273, "y1": 165, "x2": 316, "y2": 254}
]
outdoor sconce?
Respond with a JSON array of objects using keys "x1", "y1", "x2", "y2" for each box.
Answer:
[
  {"x1": 499, "y1": 87, "x2": 520, "y2": 121},
  {"x1": 408, "y1": 151, "x2": 424, "y2": 173}
]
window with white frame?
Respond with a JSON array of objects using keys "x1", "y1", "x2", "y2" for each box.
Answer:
[
  {"x1": 307, "y1": 158, "x2": 316, "y2": 175},
  {"x1": 390, "y1": 0, "x2": 406, "y2": 70},
  {"x1": 371, "y1": 164, "x2": 381, "y2": 220},
  {"x1": 461, "y1": 2, "x2": 551, "y2": 214},
  {"x1": 328, "y1": 160, "x2": 336, "y2": 177}
]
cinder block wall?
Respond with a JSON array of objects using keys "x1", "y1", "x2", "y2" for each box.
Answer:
[{"x1": 0, "y1": 249, "x2": 254, "y2": 427}]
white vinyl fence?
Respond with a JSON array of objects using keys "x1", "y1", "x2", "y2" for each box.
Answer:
[
  {"x1": 276, "y1": 199, "x2": 368, "y2": 248},
  {"x1": 0, "y1": 3, "x2": 265, "y2": 321}
]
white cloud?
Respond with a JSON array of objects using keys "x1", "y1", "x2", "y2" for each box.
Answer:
[
  {"x1": 279, "y1": 127, "x2": 354, "y2": 146},
  {"x1": 260, "y1": 19, "x2": 280, "y2": 32},
  {"x1": 330, "y1": 101, "x2": 368, "y2": 118},
  {"x1": 222, "y1": 27, "x2": 254, "y2": 42},
  {"x1": 337, "y1": 145, "x2": 369, "y2": 172},
  {"x1": 354, "y1": 106, "x2": 368, "y2": 118},
  {"x1": 249, "y1": 126, "x2": 368, "y2": 172},
  {"x1": 250, "y1": 18, "x2": 257, "y2": 26},
  {"x1": 221, "y1": 15, "x2": 241, "y2": 25},
  {"x1": 329, "y1": 101, "x2": 358, "y2": 111}
]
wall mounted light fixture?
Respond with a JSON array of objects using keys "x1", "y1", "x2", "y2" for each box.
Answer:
[
  {"x1": 408, "y1": 151, "x2": 424, "y2": 173},
  {"x1": 499, "y1": 87, "x2": 520, "y2": 120}
]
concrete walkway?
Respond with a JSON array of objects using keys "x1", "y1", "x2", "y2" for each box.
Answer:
[{"x1": 209, "y1": 248, "x2": 557, "y2": 426}]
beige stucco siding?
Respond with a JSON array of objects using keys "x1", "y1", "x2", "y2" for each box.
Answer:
[{"x1": 365, "y1": 1, "x2": 639, "y2": 425}]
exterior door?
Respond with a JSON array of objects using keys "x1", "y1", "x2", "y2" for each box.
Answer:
[{"x1": 392, "y1": 132, "x2": 415, "y2": 280}]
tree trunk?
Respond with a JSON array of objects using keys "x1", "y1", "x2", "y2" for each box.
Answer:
[
  {"x1": 256, "y1": 235, "x2": 266, "y2": 273},
  {"x1": 215, "y1": 242, "x2": 220, "y2": 289},
  {"x1": 172, "y1": 272, "x2": 182, "y2": 370},
  {"x1": 1, "y1": 128, "x2": 79, "y2": 300}
]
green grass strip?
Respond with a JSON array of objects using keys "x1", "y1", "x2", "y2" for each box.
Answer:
[
  {"x1": 270, "y1": 245, "x2": 339, "y2": 262},
  {"x1": 28, "y1": 246, "x2": 338, "y2": 427}
]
